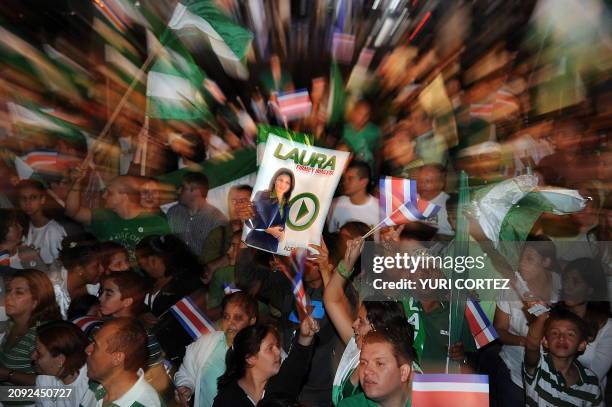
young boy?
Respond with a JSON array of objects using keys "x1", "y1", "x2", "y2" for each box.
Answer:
[
  {"x1": 524, "y1": 306, "x2": 603, "y2": 406},
  {"x1": 17, "y1": 180, "x2": 66, "y2": 264}
]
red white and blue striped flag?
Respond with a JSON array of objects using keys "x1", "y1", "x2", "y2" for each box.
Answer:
[
  {"x1": 21, "y1": 150, "x2": 80, "y2": 174},
  {"x1": 379, "y1": 177, "x2": 441, "y2": 226},
  {"x1": 469, "y1": 103, "x2": 493, "y2": 120},
  {"x1": 413, "y1": 374, "x2": 489, "y2": 407},
  {"x1": 72, "y1": 316, "x2": 103, "y2": 333},
  {"x1": 465, "y1": 297, "x2": 498, "y2": 349},
  {"x1": 277, "y1": 89, "x2": 312, "y2": 121},
  {"x1": 170, "y1": 296, "x2": 216, "y2": 340},
  {"x1": 0, "y1": 250, "x2": 10, "y2": 266}
]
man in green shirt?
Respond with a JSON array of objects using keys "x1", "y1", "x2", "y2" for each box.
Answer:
[
  {"x1": 85, "y1": 318, "x2": 164, "y2": 407},
  {"x1": 339, "y1": 330, "x2": 414, "y2": 407},
  {"x1": 341, "y1": 100, "x2": 381, "y2": 171},
  {"x1": 66, "y1": 175, "x2": 170, "y2": 261}
]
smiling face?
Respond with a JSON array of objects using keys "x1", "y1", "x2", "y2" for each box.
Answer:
[
  {"x1": 543, "y1": 319, "x2": 586, "y2": 358},
  {"x1": 248, "y1": 332, "x2": 282, "y2": 379},
  {"x1": 222, "y1": 302, "x2": 255, "y2": 344},
  {"x1": 359, "y1": 340, "x2": 410, "y2": 403},
  {"x1": 5, "y1": 277, "x2": 36, "y2": 320},
  {"x1": 274, "y1": 174, "x2": 292, "y2": 197}
]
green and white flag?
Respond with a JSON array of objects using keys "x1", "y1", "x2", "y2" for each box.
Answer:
[
  {"x1": 146, "y1": 30, "x2": 210, "y2": 121},
  {"x1": 7, "y1": 102, "x2": 87, "y2": 148},
  {"x1": 0, "y1": 24, "x2": 82, "y2": 100},
  {"x1": 167, "y1": 0, "x2": 253, "y2": 79},
  {"x1": 472, "y1": 174, "x2": 586, "y2": 264}
]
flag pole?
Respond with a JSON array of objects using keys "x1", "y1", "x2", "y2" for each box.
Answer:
[{"x1": 83, "y1": 42, "x2": 161, "y2": 168}]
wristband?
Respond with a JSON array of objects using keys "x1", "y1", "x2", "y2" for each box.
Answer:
[{"x1": 336, "y1": 260, "x2": 353, "y2": 279}]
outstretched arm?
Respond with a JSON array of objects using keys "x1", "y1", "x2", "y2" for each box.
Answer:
[
  {"x1": 65, "y1": 167, "x2": 92, "y2": 225},
  {"x1": 323, "y1": 238, "x2": 364, "y2": 345}
]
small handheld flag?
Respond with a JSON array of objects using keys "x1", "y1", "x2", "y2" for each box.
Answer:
[
  {"x1": 0, "y1": 251, "x2": 10, "y2": 266},
  {"x1": 464, "y1": 297, "x2": 499, "y2": 349},
  {"x1": 412, "y1": 374, "x2": 489, "y2": 407},
  {"x1": 277, "y1": 89, "x2": 312, "y2": 121},
  {"x1": 379, "y1": 177, "x2": 441, "y2": 226},
  {"x1": 170, "y1": 296, "x2": 216, "y2": 340},
  {"x1": 278, "y1": 249, "x2": 311, "y2": 321},
  {"x1": 362, "y1": 177, "x2": 440, "y2": 239}
]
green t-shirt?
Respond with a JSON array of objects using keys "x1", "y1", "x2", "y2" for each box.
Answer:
[
  {"x1": 87, "y1": 209, "x2": 170, "y2": 258},
  {"x1": 338, "y1": 392, "x2": 411, "y2": 407},
  {"x1": 341, "y1": 123, "x2": 381, "y2": 168},
  {"x1": 207, "y1": 265, "x2": 236, "y2": 310},
  {"x1": 419, "y1": 302, "x2": 475, "y2": 373}
]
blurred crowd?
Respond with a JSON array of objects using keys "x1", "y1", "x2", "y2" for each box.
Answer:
[{"x1": 0, "y1": 0, "x2": 611, "y2": 406}]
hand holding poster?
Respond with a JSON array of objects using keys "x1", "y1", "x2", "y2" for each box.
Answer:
[{"x1": 243, "y1": 134, "x2": 349, "y2": 255}]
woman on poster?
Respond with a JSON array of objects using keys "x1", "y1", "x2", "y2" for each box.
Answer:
[{"x1": 246, "y1": 168, "x2": 295, "y2": 253}]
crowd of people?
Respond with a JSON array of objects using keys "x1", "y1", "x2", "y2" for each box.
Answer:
[{"x1": 0, "y1": 0, "x2": 611, "y2": 406}]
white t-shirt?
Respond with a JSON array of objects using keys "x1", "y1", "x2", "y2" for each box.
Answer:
[
  {"x1": 24, "y1": 220, "x2": 66, "y2": 265},
  {"x1": 419, "y1": 192, "x2": 454, "y2": 236},
  {"x1": 35, "y1": 365, "x2": 95, "y2": 407},
  {"x1": 327, "y1": 195, "x2": 380, "y2": 233},
  {"x1": 578, "y1": 318, "x2": 612, "y2": 391},
  {"x1": 497, "y1": 272, "x2": 561, "y2": 387}
]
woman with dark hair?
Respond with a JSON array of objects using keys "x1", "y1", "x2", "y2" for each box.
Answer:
[
  {"x1": 323, "y1": 239, "x2": 416, "y2": 405},
  {"x1": 135, "y1": 234, "x2": 203, "y2": 316},
  {"x1": 246, "y1": 168, "x2": 295, "y2": 253},
  {"x1": 0, "y1": 269, "x2": 61, "y2": 389},
  {"x1": 561, "y1": 257, "x2": 612, "y2": 388},
  {"x1": 174, "y1": 292, "x2": 258, "y2": 406},
  {"x1": 213, "y1": 317, "x2": 318, "y2": 407},
  {"x1": 32, "y1": 321, "x2": 94, "y2": 407},
  {"x1": 0, "y1": 209, "x2": 46, "y2": 271},
  {"x1": 50, "y1": 235, "x2": 103, "y2": 318}
]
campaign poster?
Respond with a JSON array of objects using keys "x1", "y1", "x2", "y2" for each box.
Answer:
[{"x1": 243, "y1": 134, "x2": 349, "y2": 256}]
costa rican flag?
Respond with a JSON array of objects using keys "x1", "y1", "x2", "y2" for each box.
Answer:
[
  {"x1": 412, "y1": 374, "x2": 489, "y2": 407},
  {"x1": 277, "y1": 89, "x2": 312, "y2": 121},
  {"x1": 0, "y1": 250, "x2": 10, "y2": 266},
  {"x1": 465, "y1": 297, "x2": 498, "y2": 349},
  {"x1": 72, "y1": 316, "x2": 103, "y2": 333},
  {"x1": 379, "y1": 177, "x2": 440, "y2": 226},
  {"x1": 469, "y1": 103, "x2": 493, "y2": 120},
  {"x1": 21, "y1": 151, "x2": 80, "y2": 173},
  {"x1": 279, "y1": 248, "x2": 310, "y2": 321},
  {"x1": 170, "y1": 296, "x2": 216, "y2": 340}
]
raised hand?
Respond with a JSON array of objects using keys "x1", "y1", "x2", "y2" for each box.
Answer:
[
  {"x1": 298, "y1": 315, "x2": 320, "y2": 346},
  {"x1": 344, "y1": 238, "x2": 365, "y2": 270}
]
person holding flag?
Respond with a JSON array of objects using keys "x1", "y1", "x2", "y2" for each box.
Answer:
[{"x1": 174, "y1": 292, "x2": 258, "y2": 407}]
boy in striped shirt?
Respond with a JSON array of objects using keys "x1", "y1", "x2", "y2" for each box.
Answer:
[{"x1": 524, "y1": 306, "x2": 603, "y2": 406}]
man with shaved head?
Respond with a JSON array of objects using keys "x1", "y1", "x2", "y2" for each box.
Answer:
[{"x1": 66, "y1": 175, "x2": 170, "y2": 260}]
